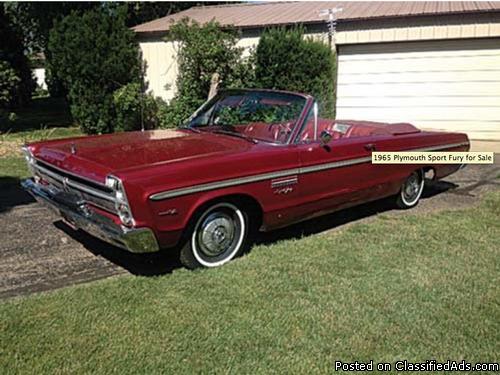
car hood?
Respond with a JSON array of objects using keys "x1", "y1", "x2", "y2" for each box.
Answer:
[{"x1": 31, "y1": 129, "x2": 253, "y2": 183}]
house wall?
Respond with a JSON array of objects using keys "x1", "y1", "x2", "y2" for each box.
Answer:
[
  {"x1": 138, "y1": 31, "x2": 261, "y2": 102},
  {"x1": 335, "y1": 13, "x2": 500, "y2": 44},
  {"x1": 139, "y1": 38, "x2": 179, "y2": 102}
]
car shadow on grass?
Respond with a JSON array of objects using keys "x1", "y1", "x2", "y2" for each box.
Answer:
[
  {"x1": 53, "y1": 179, "x2": 457, "y2": 276},
  {"x1": 0, "y1": 177, "x2": 35, "y2": 213},
  {"x1": 257, "y1": 179, "x2": 458, "y2": 245}
]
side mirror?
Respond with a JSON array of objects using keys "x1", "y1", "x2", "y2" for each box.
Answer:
[{"x1": 320, "y1": 130, "x2": 333, "y2": 146}]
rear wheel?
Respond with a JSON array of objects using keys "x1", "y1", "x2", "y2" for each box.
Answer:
[
  {"x1": 396, "y1": 170, "x2": 425, "y2": 209},
  {"x1": 180, "y1": 202, "x2": 249, "y2": 269}
]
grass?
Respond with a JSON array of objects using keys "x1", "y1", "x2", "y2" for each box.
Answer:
[
  {"x1": 0, "y1": 97, "x2": 82, "y2": 179},
  {"x1": 1, "y1": 192, "x2": 499, "y2": 374},
  {"x1": 0, "y1": 157, "x2": 29, "y2": 184},
  {"x1": 1, "y1": 97, "x2": 73, "y2": 133}
]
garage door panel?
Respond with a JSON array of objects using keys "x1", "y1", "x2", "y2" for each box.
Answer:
[
  {"x1": 337, "y1": 96, "x2": 500, "y2": 108},
  {"x1": 417, "y1": 121, "x2": 500, "y2": 133},
  {"x1": 338, "y1": 81, "x2": 500, "y2": 97},
  {"x1": 338, "y1": 55, "x2": 500, "y2": 74},
  {"x1": 337, "y1": 70, "x2": 500, "y2": 85},
  {"x1": 336, "y1": 39, "x2": 500, "y2": 140},
  {"x1": 337, "y1": 109, "x2": 500, "y2": 130},
  {"x1": 415, "y1": 121, "x2": 500, "y2": 140},
  {"x1": 337, "y1": 107, "x2": 500, "y2": 122},
  {"x1": 338, "y1": 39, "x2": 500, "y2": 58}
]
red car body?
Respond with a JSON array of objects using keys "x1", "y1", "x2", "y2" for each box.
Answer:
[{"x1": 22, "y1": 89, "x2": 469, "y2": 267}]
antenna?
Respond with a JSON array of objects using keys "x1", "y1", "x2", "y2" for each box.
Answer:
[{"x1": 319, "y1": 7, "x2": 343, "y2": 48}]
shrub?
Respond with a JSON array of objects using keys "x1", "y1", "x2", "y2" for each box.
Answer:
[
  {"x1": 0, "y1": 5, "x2": 35, "y2": 107},
  {"x1": 48, "y1": 6, "x2": 142, "y2": 134},
  {"x1": 255, "y1": 27, "x2": 336, "y2": 117},
  {"x1": 0, "y1": 60, "x2": 21, "y2": 126},
  {"x1": 112, "y1": 82, "x2": 162, "y2": 132},
  {"x1": 162, "y1": 19, "x2": 255, "y2": 127},
  {"x1": 0, "y1": 60, "x2": 21, "y2": 109}
]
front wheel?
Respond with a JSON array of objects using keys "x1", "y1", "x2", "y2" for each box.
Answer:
[
  {"x1": 396, "y1": 170, "x2": 425, "y2": 209},
  {"x1": 180, "y1": 202, "x2": 249, "y2": 269}
]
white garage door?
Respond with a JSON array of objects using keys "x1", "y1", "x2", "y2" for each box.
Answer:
[{"x1": 336, "y1": 39, "x2": 500, "y2": 140}]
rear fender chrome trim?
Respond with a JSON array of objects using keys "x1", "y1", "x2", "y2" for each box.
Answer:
[{"x1": 149, "y1": 141, "x2": 469, "y2": 201}]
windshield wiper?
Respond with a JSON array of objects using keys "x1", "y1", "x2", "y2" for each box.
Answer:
[{"x1": 212, "y1": 129, "x2": 259, "y2": 144}]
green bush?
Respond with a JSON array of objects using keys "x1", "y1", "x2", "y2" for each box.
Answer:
[
  {"x1": 162, "y1": 19, "x2": 255, "y2": 127},
  {"x1": 0, "y1": 5, "x2": 35, "y2": 107},
  {"x1": 255, "y1": 27, "x2": 336, "y2": 117},
  {"x1": 0, "y1": 60, "x2": 20, "y2": 108},
  {"x1": 0, "y1": 60, "x2": 21, "y2": 125},
  {"x1": 48, "y1": 7, "x2": 142, "y2": 134},
  {"x1": 112, "y1": 82, "x2": 162, "y2": 132}
]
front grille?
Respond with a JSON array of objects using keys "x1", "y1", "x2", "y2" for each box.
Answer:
[{"x1": 32, "y1": 159, "x2": 117, "y2": 214}]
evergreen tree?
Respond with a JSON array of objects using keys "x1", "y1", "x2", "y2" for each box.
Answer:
[{"x1": 48, "y1": 6, "x2": 142, "y2": 134}]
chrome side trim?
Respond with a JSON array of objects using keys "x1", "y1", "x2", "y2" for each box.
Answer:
[
  {"x1": 150, "y1": 168, "x2": 301, "y2": 200},
  {"x1": 271, "y1": 176, "x2": 298, "y2": 188},
  {"x1": 149, "y1": 141, "x2": 469, "y2": 201},
  {"x1": 300, "y1": 156, "x2": 372, "y2": 175}
]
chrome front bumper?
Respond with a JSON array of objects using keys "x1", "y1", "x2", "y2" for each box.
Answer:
[{"x1": 21, "y1": 178, "x2": 159, "y2": 253}]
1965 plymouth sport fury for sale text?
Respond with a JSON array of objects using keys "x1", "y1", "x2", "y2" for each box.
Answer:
[{"x1": 22, "y1": 89, "x2": 469, "y2": 268}]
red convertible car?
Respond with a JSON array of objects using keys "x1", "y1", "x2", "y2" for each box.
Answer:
[{"x1": 22, "y1": 89, "x2": 469, "y2": 268}]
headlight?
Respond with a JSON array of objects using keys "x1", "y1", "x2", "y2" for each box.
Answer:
[
  {"x1": 22, "y1": 145, "x2": 36, "y2": 174},
  {"x1": 106, "y1": 175, "x2": 135, "y2": 227}
]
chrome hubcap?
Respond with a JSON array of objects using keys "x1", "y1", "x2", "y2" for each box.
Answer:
[
  {"x1": 403, "y1": 173, "x2": 421, "y2": 202},
  {"x1": 197, "y1": 213, "x2": 236, "y2": 257}
]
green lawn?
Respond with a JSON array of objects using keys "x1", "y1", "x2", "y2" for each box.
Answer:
[
  {"x1": 1, "y1": 97, "x2": 73, "y2": 133},
  {"x1": 0, "y1": 157, "x2": 29, "y2": 184},
  {"x1": 0, "y1": 97, "x2": 82, "y2": 180},
  {"x1": 1, "y1": 192, "x2": 498, "y2": 374}
]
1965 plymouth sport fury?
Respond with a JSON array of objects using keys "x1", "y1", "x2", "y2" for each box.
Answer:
[{"x1": 22, "y1": 89, "x2": 469, "y2": 268}]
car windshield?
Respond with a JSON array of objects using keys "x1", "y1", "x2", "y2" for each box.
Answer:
[{"x1": 187, "y1": 90, "x2": 307, "y2": 144}]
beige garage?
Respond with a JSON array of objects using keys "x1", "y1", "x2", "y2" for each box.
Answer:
[{"x1": 336, "y1": 38, "x2": 500, "y2": 140}]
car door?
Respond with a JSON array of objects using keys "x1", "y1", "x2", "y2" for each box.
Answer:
[{"x1": 294, "y1": 113, "x2": 385, "y2": 220}]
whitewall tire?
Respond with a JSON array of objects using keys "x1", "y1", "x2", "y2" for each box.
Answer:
[
  {"x1": 396, "y1": 170, "x2": 425, "y2": 209},
  {"x1": 180, "y1": 202, "x2": 249, "y2": 269}
]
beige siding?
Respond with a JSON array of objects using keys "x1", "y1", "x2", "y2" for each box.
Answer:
[
  {"x1": 336, "y1": 13, "x2": 500, "y2": 45},
  {"x1": 336, "y1": 39, "x2": 500, "y2": 141},
  {"x1": 139, "y1": 40, "x2": 179, "y2": 101},
  {"x1": 139, "y1": 35, "x2": 260, "y2": 101},
  {"x1": 236, "y1": 35, "x2": 260, "y2": 56}
]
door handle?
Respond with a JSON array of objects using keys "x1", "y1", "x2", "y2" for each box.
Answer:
[{"x1": 364, "y1": 143, "x2": 376, "y2": 151}]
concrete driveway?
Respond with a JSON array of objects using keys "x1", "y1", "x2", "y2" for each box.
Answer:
[{"x1": 1, "y1": 162, "x2": 499, "y2": 299}]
